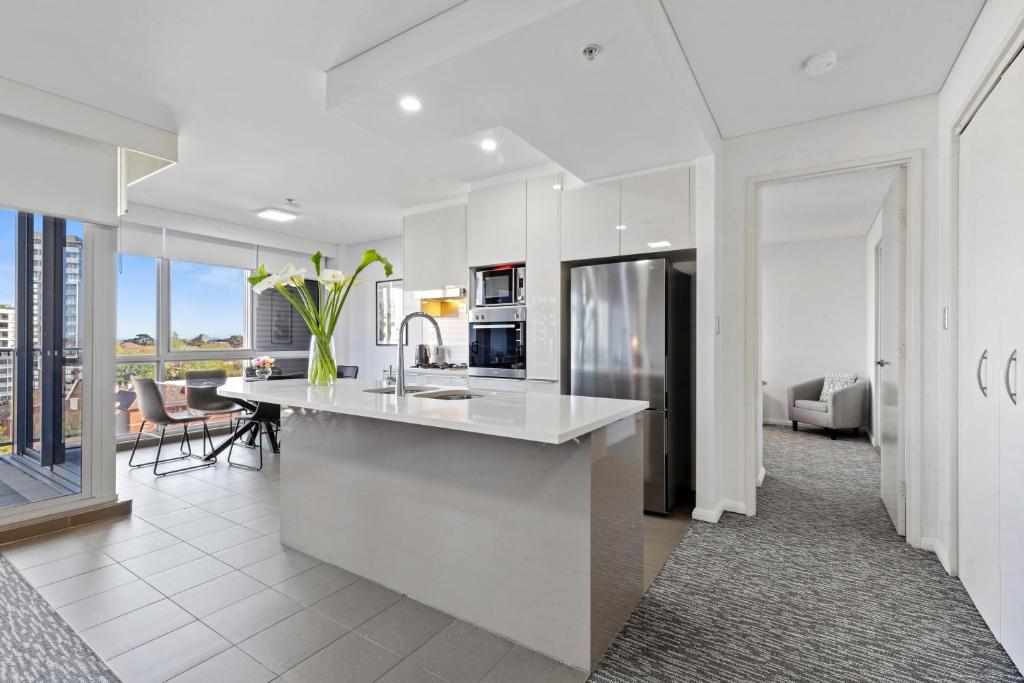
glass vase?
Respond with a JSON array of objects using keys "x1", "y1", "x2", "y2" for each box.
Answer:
[{"x1": 307, "y1": 335, "x2": 337, "y2": 386}]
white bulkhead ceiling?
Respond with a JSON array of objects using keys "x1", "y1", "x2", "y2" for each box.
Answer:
[{"x1": 0, "y1": 0, "x2": 986, "y2": 243}]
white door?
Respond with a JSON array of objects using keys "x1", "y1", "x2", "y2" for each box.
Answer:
[
  {"x1": 877, "y1": 170, "x2": 905, "y2": 535},
  {"x1": 957, "y1": 66, "x2": 1005, "y2": 641},
  {"x1": 986, "y1": 51, "x2": 1024, "y2": 668}
]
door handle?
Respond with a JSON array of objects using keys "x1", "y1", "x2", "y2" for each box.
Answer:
[
  {"x1": 1004, "y1": 349, "x2": 1017, "y2": 405},
  {"x1": 875, "y1": 359, "x2": 890, "y2": 367},
  {"x1": 977, "y1": 349, "x2": 989, "y2": 397}
]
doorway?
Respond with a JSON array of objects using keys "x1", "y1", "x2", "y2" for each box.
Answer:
[
  {"x1": 0, "y1": 207, "x2": 85, "y2": 510},
  {"x1": 749, "y1": 153, "x2": 921, "y2": 540}
]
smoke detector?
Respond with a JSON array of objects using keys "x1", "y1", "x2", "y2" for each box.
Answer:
[
  {"x1": 581, "y1": 44, "x2": 601, "y2": 62},
  {"x1": 804, "y1": 51, "x2": 838, "y2": 77}
]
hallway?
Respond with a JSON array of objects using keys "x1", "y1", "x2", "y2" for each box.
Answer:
[{"x1": 591, "y1": 426, "x2": 1022, "y2": 682}]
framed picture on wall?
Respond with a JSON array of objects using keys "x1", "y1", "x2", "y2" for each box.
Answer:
[{"x1": 376, "y1": 279, "x2": 403, "y2": 346}]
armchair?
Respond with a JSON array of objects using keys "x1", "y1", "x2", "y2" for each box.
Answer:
[{"x1": 787, "y1": 377, "x2": 867, "y2": 439}]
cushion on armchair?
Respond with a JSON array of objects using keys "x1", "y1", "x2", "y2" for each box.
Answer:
[
  {"x1": 794, "y1": 400, "x2": 828, "y2": 412},
  {"x1": 819, "y1": 373, "x2": 857, "y2": 401}
]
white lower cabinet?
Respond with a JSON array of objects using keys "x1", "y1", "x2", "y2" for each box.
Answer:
[
  {"x1": 525, "y1": 379, "x2": 561, "y2": 395},
  {"x1": 468, "y1": 377, "x2": 526, "y2": 393},
  {"x1": 407, "y1": 372, "x2": 468, "y2": 388},
  {"x1": 958, "y1": 49, "x2": 1024, "y2": 671}
]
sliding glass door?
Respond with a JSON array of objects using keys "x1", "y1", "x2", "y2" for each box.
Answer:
[{"x1": 0, "y1": 207, "x2": 83, "y2": 510}]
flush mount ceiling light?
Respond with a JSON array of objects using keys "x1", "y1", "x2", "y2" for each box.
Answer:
[
  {"x1": 480, "y1": 138, "x2": 497, "y2": 152},
  {"x1": 552, "y1": 183, "x2": 562, "y2": 191},
  {"x1": 615, "y1": 224, "x2": 627, "y2": 231},
  {"x1": 399, "y1": 95, "x2": 422, "y2": 112},
  {"x1": 647, "y1": 240, "x2": 671, "y2": 249},
  {"x1": 803, "y1": 51, "x2": 838, "y2": 77},
  {"x1": 257, "y1": 207, "x2": 298, "y2": 222}
]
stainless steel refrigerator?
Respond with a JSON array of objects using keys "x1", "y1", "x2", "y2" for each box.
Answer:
[{"x1": 570, "y1": 259, "x2": 692, "y2": 514}]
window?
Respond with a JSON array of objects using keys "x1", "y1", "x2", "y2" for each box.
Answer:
[
  {"x1": 116, "y1": 255, "x2": 157, "y2": 356},
  {"x1": 253, "y1": 280, "x2": 319, "y2": 352},
  {"x1": 169, "y1": 261, "x2": 246, "y2": 351},
  {"x1": 376, "y1": 280, "x2": 403, "y2": 346}
]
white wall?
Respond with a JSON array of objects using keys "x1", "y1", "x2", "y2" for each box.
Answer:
[
  {"x1": 719, "y1": 95, "x2": 939, "y2": 530},
  {"x1": 336, "y1": 237, "x2": 404, "y2": 382},
  {"x1": 762, "y1": 236, "x2": 868, "y2": 423}
]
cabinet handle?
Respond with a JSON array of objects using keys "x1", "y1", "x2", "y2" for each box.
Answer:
[
  {"x1": 526, "y1": 378, "x2": 558, "y2": 383},
  {"x1": 977, "y1": 349, "x2": 988, "y2": 397},
  {"x1": 1004, "y1": 349, "x2": 1017, "y2": 405}
]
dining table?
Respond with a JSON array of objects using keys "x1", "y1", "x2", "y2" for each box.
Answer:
[{"x1": 154, "y1": 377, "x2": 278, "y2": 460}]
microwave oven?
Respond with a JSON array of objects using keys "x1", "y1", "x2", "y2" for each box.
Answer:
[{"x1": 474, "y1": 265, "x2": 525, "y2": 307}]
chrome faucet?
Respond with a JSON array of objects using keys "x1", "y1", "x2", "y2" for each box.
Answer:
[{"x1": 396, "y1": 312, "x2": 443, "y2": 397}]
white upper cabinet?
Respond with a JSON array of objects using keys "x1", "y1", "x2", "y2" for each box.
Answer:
[
  {"x1": 438, "y1": 204, "x2": 467, "y2": 289},
  {"x1": 526, "y1": 174, "x2": 561, "y2": 382},
  {"x1": 468, "y1": 181, "x2": 526, "y2": 267},
  {"x1": 619, "y1": 167, "x2": 693, "y2": 255},
  {"x1": 559, "y1": 179, "x2": 620, "y2": 261},
  {"x1": 403, "y1": 205, "x2": 466, "y2": 292}
]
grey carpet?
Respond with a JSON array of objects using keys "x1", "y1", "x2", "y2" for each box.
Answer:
[
  {"x1": 591, "y1": 426, "x2": 1022, "y2": 682},
  {"x1": 0, "y1": 555, "x2": 119, "y2": 682}
]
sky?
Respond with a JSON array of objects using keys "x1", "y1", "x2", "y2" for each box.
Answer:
[{"x1": 1, "y1": 208, "x2": 244, "y2": 341}]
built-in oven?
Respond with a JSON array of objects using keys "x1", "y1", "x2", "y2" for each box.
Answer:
[
  {"x1": 468, "y1": 307, "x2": 526, "y2": 378},
  {"x1": 473, "y1": 265, "x2": 525, "y2": 307}
]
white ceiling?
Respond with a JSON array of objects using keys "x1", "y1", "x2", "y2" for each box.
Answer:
[
  {"x1": 760, "y1": 167, "x2": 897, "y2": 245},
  {"x1": 663, "y1": 0, "x2": 985, "y2": 138},
  {"x1": 0, "y1": 0, "x2": 986, "y2": 245}
]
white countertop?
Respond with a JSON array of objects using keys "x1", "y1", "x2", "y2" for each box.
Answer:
[{"x1": 218, "y1": 377, "x2": 646, "y2": 445}]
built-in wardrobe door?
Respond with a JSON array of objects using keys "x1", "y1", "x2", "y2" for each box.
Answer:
[
  {"x1": 957, "y1": 67, "x2": 1004, "y2": 641},
  {"x1": 990, "y1": 52, "x2": 1024, "y2": 670}
]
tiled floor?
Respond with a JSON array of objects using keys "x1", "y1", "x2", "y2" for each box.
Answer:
[{"x1": 1, "y1": 438, "x2": 593, "y2": 683}]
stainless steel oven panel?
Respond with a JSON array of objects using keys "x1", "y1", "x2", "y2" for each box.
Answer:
[
  {"x1": 470, "y1": 307, "x2": 526, "y2": 323},
  {"x1": 467, "y1": 366, "x2": 527, "y2": 379},
  {"x1": 469, "y1": 307, "x2": 527, "y2": 378},
  {"x1": 514, "y1": 265, "x2": 526, "y2": 304}
]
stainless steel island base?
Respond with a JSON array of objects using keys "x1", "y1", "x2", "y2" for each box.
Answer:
[{"x1": 278, "y1": 409, "x2": 644, "y2": 672}]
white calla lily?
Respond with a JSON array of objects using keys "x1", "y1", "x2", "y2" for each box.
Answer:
[{"x1": 247, "y1": 249, "x2": 393, "y2": 385}]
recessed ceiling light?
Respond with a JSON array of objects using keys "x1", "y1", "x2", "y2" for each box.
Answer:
[
  {"x1": 804, "y1": 51, "x2": 838, "y2": 77},
  {"x1": 480, "y1": 138, "x2": 497, "y2": 152},
  {"x1": 552, "y1": 183, "x2": 562, "y2": 191},
  {"x1": 647, "y1": 241, "x2": 672, "y2": 249},
  {"x1": 615, "y1": 224, "x2": 627, "y2": 231},
  {"x1": 257, "y1": 208, "x2": 298, "y2": 222},
  {"x1": 399, "y1": 96, "x2": 422, "y2": 112}
]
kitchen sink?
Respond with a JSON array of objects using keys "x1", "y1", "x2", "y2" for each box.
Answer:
[
  {"x1": 363, "y1": 385, "x2": 433, "y2": 395},
  {"x1": 416, "y1": 389, "x2": 482, "y2": 401}
]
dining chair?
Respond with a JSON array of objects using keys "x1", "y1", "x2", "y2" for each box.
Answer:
[
  {"x1": 228, "y1": 401, "x2": 280, "y2": 471},
  {"x1": 337, "y1": 365, "x2": 359, "y2": 379},
  {"x1": 184, "y1": 369, "x2": 245, "y2": 455},
  {"x1": 129, "y1": 376, "x2": 215, "y2": 475}
]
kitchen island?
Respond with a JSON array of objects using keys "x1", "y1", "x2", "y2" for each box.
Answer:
[{"x1": 218, "y1": 378, "x2": 647, "y2": 672}]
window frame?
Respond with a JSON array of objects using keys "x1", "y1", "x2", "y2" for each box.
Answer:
[{"x1": 115, "y1": 253, "x2": 312, "y2": 440}]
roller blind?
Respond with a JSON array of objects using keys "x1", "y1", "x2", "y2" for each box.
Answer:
[
  {"x1": 0, "y1": 114, "x2": 118, "y2": 225},
  {"x1": 118, "y1": 224, "x2": 322, "y2": 273},
  {"x1": 163, "y1": 229, "x2": 256, "y2": 270},
  {"x1": 257, "y1": 246, "x2": 319, "y2": 274},
  {"x1": 118, "y1": 221, "x2": 163, "y2": 257}
]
